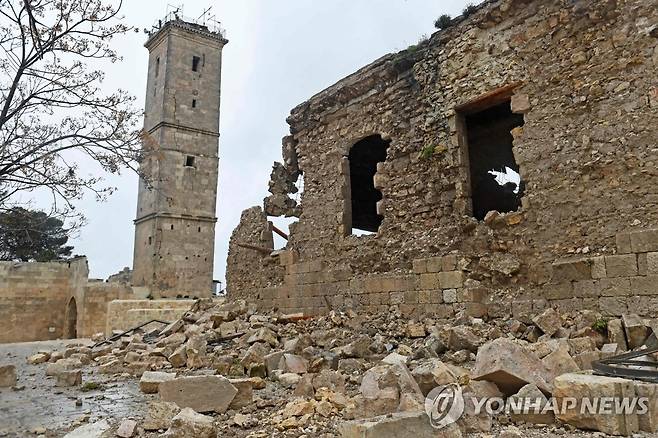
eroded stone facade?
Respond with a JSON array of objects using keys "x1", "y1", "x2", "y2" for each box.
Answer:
[{"x1": 227, "y1": 0, "x2": 658, "y2": 318}]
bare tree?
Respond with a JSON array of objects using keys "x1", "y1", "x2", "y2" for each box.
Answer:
[{"x1": 0, "y1": 0, "x2": 144, "y2": 224}]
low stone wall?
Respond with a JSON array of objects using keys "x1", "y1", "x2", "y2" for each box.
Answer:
[
  {"x1": 80, "y1": 282, "x2": 133, "y2": 337},
  {"x1": 105, "y1": 299, "x2": 195, "y2": 335}
]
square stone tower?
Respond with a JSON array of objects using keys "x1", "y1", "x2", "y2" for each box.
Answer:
[{"x1": 132, "y1": 17, "x2": 228, "y2": 299}]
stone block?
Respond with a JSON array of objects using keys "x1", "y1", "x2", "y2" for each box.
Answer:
[
  {"x1": 591, "y1": 256, "x2": 607, "y2": 279},
  {"x1": 55, "y1": 370, "x2": 82, "y2": 387},
  {"x1": 631, "y1": 276, "x2": 658, "y2": 296},
  {"x1": 63, "y1": 420, "x2": 111, "y2": 438},
  {"x1": 605, "y1": 254, "x2": 638, "y2": 278},
  {"x1": 635, "y1": 382, "x2": 658, "y2": 433},
  {"x1": 448, "y1": 326, "x2": 481, "y2": 353},
  {"x1": 439, "y1": 271, "x2": 463, "y2": 289},
  {"x1": 419, "y1": 273, "x2": 440, "y2": 290},
  {"x1": 509, "y1": 383, "x2": 555, "y2": 425},
  {"x1": 630, "y1": 229, "x2": 658, "y2": 253},
  {"x1": 464, "y1": 302, "x2": 487, "y2": 318},
  {"x1": 511, "y1": 93, "x2": 531, "y2": 113},
  {"x1": 163, "y1": 408, "x2": 216, "y2": 438},
  {"x1": 616, "y1": 232, "x2": 632, "y2": 254},
  {"x1": 338, "y1": 411, "x2": 462, "y2": 438},
  {"x1": 599, "y1": 297, "x2": 627, "y2": 316},
  {"x1": 228, "y1": 378, "x2": 253, "y2": 409},
  {"x1": 622, "y1": 314, "x2": 648, "y2": 349},
  {"x1": 443, "y1": 289, "x2": 457, "y2": 304},
  {"x1": 0, "y1": 364, "x2": 16, "y2": 387},
  {"x1": 607, "y1": 319, "x2": 629, "y2": 351},
  {"x1": 412, "y1": 259, "x2": 427, "y2": 274},
  {"x1": 551, "y1": 258, "x2": 591, "y2": 283},
  {"x1": 553, "y1": 373, "x2": 638, "y2": 436},
  {"x1": 472, "y1": 338, "x2": 552, "y2": 396},
  {"x1": 140, "y1": 371, "x2": 176, "y2": 394},
  {"x1": 647, "y1": 252, "x2": 658, "y2": 274},
  {"x1": 442, "y1": 254, "x2": 458, "y2": 271},
  {"x1": 541, "y1": 282, "x2": 573, "y2": 300},
  {"x1": 159, "y1": 375, "x2": 238, "y2": 414},
  {"x1": 425, "y1": 257, "x2": 442, "y2": 273},
  {"x1": 532, "y1": 308, "x2": 562, "y2": 336},
  {"x1": 573, "y1": 280, "x2": 601, "y2": 298},
  {"x1": 116, "y1": 419, "x2": 137, "y2": 438},
  {"x1": 142, "y1": 401, "x2": 181, "y2": 431},
  {"x1": 542, "y1": 346, "x2": 579, "y2": 382},
  {"x1": 410, "y1": 359, "x2": 458, "y2": 396},
  {"x1": 279, "y1": 250, "x2": 299, "y2": 266},
  {"x1": 599, "y1": 277, "x2": 632, "y2": 297}
]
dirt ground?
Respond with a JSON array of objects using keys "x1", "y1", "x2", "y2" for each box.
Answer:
[{"x1": 0, "y1": 339, "x2": 152, "y2": 438}]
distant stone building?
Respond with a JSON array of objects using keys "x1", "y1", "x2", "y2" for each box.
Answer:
[
  {"x1": 133, "y1": 18, "x2": 228, "y2": 299},
  {"x1": 227, "y1": 0, "x2": 658, "y2": 319}
]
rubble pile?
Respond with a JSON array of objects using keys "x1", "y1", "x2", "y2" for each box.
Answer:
[{"x1": 24, "y1": 300, "x2": 658, "y2": 437}]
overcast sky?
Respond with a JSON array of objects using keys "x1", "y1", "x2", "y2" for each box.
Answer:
[{"x1": 68, "y1": 0, "x2": 476, "y2": 284}]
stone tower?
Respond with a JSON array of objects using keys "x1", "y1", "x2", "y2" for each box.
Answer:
[{"x1": 132, "y1": 17, "x2": 227, "y2": 299}]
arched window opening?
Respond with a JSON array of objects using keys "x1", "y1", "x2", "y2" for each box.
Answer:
[{"x1": 348, "y1": 134, "x2": 390, "y2": 234}]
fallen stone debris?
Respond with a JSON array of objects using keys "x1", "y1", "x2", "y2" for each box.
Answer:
[{"x1": 9, "y1": 299, "x2": 658, "y2": 437}]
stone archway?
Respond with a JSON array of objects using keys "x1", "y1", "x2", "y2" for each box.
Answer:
[{"x1": 64, "y1": 297, "x2": 77, "y2": 339}]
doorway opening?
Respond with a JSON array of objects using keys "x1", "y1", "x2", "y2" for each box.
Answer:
[{"x1": 65, "y1": 297, "x2": 77, "y2": 339}]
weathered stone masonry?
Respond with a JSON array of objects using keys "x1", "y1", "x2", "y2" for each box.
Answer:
[{"x1": 227, "y1": 0, "x2": 658, "y2": 319}]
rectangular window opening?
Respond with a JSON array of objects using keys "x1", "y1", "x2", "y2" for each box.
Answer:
[
  {"x1": 346, "y1": 134, "x2": 391, "y2": 236},
  {"x1": 148, "y1": 236, "x2": 152, "y2": 245},
  {"x1": 155, "y1": 57, "x2": 160, "y2": 77},
  {"x1": 192, "y1": 99, "x2": 197, "y2": 108},
  {"x1": 192, "y1": 56, "x2": 201, "y2": 72},
  {"x1": 185, "y1": 156, "x2": 196, "y2": 167},
  {"x1": 462, "y1": 98, "x2": 525, "y2": 221}
]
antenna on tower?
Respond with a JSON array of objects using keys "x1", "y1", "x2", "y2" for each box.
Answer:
[
  {"x1": 166, "y1": 3, "x2": 184, "y2": 20},
  {"x1": 198, "y1": 6, "x2": 212, "y2": 25}
]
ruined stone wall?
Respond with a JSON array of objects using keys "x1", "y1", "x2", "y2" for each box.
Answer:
[
  {"x1": 0, "y1": 258, "x2": 88, "y2": 343},
  {"x1": 227, "y1": 0, "x2": 658, "y2": 318},
  {"x1": 226, "y1": 206, "x2": 278, "y2": 299}
]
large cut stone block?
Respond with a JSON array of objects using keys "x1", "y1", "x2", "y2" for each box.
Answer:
[
  {"x1": 338, "y1": 411, "x2": 462, "y2": 438},
  {"x1": 140, "y1": 371, "x2": 176, "y2": 394},
  {"x1": 630, "y1": 229, "x2": 658, "y2": 253},
  {"x1": 472, "y1": 338, "x2": 552, "y2": 396},
  {"x1": 604, "y1": 255, "x2": 638, "y2": 278},
  {"x1": 622, "y1": 314, "x2": 648, "y2": 349},
  {"x1": 551, "y1": 258, "x2": 592, "y2": 283},
  {"x1": 553, "y1": 373, "x2": 638, "y2": 436},
  {"x1": 159, "y1": 375, "x2": 237, "y2": 413},
  {"x1": 163, "y1": 407, "x2": 216, "y2": 438}
]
